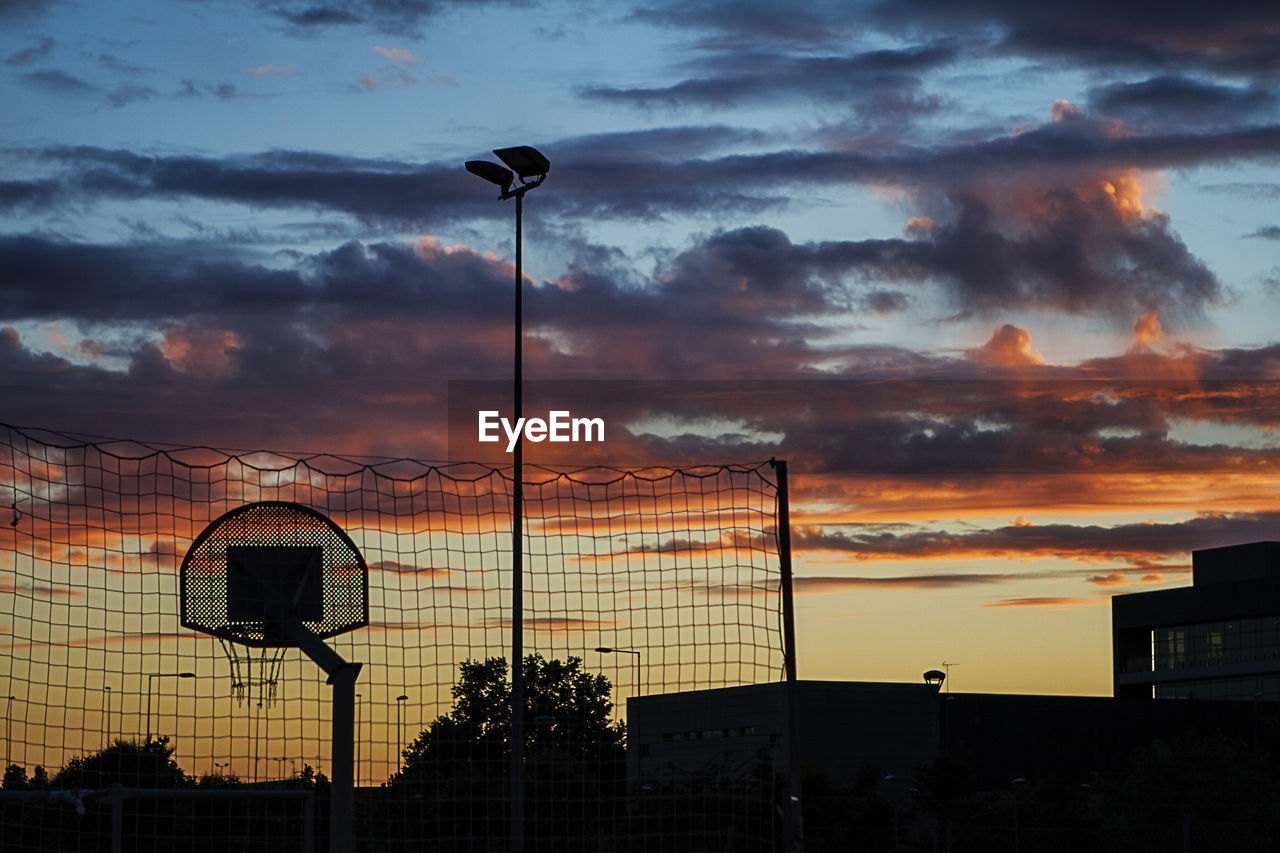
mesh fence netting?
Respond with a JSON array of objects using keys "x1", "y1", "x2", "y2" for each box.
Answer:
[{"x1": 0, "y1": 423, "x2": 790, "y2": 852}]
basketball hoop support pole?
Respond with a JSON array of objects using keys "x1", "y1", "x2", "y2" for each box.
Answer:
[{"x1": 269, "y1": 608, "x2": 362, "y2": 853}]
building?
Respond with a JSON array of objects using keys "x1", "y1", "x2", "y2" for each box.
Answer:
[
  {"x1": 627, "y1": 681, "x2": 937, "y2": 791},
  {"x1": 1113, "y1": 541, "x2": 1280, "y2": 702}
]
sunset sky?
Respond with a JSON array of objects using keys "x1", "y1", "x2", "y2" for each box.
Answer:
[{"x1": 4, "y1": 0, "x2": 1280, "y2": 701}]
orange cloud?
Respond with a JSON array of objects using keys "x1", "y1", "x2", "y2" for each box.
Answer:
[
  {"x1": 967, "y1": 324, "x2": 1044, "y2": 367},
  {"x1": 158, "y1": 325, "x2": 241, "y2": 376},
  {"x1": 243, "y1": 63, "x2": 300, "y2": 77},
  {"x1": 983, "y1": 596, "x2": 1109, "y2": 608},
  {"x1": 372, "y1": 46, "x2": 415, "y2": 64},
  {"x1": 1132, "y1": 311, "x2": 1163, "y2": 349}
]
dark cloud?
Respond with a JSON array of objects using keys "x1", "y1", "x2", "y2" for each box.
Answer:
[
  {"x1": 872, "y1": 0, "x2": 1280, "y2": 77},
  {"x1": 580, "y1": 43, "x2": 955, "y2": 111},
  {"x1": 0, "y1": 0, "x2": 55, "y2": 21},
  {"x1": 21, "y1": 68, "x2": 98, "y2": 95},
  {"x1": 1201, "y1": 182, "x2": 1280, "y2": 199},
  {"x1": 11, "y1": 109, "x2": 1280, "y2": 230},
  {"x1": 0, "y1": 178, "x2": 62, "y2": 209},
  {"x1": 795, "y1": 511, "x2": 1280, "y2": 561},
  {"x1": 97, "y1": 53, "x2": 148, "y2": 74},
  {"x1": 1090, "y1": 76, "x2": 1277, "y2": 127},
  {"x1": 628, "y1": 0, "x2": 862, "y2": 46},
  {"x1": 260, "y1": 0, "x2": 521, "y2": 34},
  {"x1": 106, "y1": 84, "x2": 158, "y2": 108},
  {"x1": 4, "y1": 35, "x2": 54, "y2": 66},
  {"x1": 1247, "y1": 225, "x2": 1280, "y2": 240},
  {"x1": 178, "y1": 79, "x2": 237, "y2": 99}
]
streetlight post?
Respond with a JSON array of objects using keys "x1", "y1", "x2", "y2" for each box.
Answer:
[
  {"x1": 395, "y1": 694, "x2": 408, "y2": 768},
  {"x1": 355, "y1": 692, "x2": 362, "y2": 786},
  {"x1": 466, "y1": 144, "x2": 550, "y2": 853},
  {"x1": 5, "y1": 695, "x2": 14, "y2": 770},
  {"x1": 595, "y1": 647, "x2": 645, "y2": 696},
  {"x1": 103, "y1": 685, "x2": 112, "y2": 748},
  {"x1": 1012, "y1": 777, "x2": 1026, "y2": 853},
  {"x1": 146, "y1": 672, "x2": 195, "y2": 741}
]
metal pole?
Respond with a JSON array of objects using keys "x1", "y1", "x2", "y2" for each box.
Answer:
[
  {"x1": 5, "y1": 695, "x2": 13, "y2": 769},
  {"x1": 104, "y1": 686, "x2": 111, "y2": 747},
  {"x1": 510, "y1": 187, "x2": 526, "y2": 853},
  {"x1": 331, "y1": 665, "x2": 358, "y2": 853},
  {"x1": 146, "y1": 674, "x2": 154, "y2": 742},
  {"x1": 773, "y1": 459, "x2": 804, "y2": 853},
  {"x1": 355, "y1": 692, "x2": 362, "y2": 786}
]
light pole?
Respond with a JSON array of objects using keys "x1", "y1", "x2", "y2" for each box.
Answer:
[
  {"x1": 5, "y1": 695, "x2": 14, "y2": 770},
  {"x1": 103, "y1": 685, "x2": 111, "y2": 748},
  {"x1": 355, "y1": 692, "x2": 362, "y2": 786},
  {"x1": 214, "y1": 761, "x2": 229, "y2": 777},
  {"x1": 146, "y1": 672, "x2": 195, "y2": 741},
  {"x1": 395, "y1": 694, "x2": 408, "y2": 768},
  {"x1": 596, "y1": 647, "x2": 645, "y2": 695},
  {"x1": 466, "y1": 144, "x2": 550, "y2": 853},
  {"x1": 1012, "y1": 777, "x2": 1026, "y2": 853}
]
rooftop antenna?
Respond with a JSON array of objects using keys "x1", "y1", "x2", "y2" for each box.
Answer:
[{"x1": 941, "y1": 661, "x2": 958, "y2": 692}]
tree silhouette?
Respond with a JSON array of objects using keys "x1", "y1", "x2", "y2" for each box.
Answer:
[
  {"x1": 388, "y1": 654, "x2": 625, "y2": 852},
  {"x1": 53, "y1": 737, "x2": 188, "y2": 789}
]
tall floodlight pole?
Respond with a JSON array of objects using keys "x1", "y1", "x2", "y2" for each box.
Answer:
[{"x1": 466, "y1": 145, "x2": 550, "y2": 853}]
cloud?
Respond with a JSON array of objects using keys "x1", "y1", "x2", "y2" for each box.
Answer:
[
  {"x1": 5, "y1": 36, "x2": 54, "y2": 66},
  {"x1": 263, "y1": 0, "x2": 519, "y2": 34},
  {"x1": 1247, "y1": 225, "x2": 1280, "y2": 240},
  {"x1": 983, "y1": 596, "x2": 1108, "y2": 608},
  {"x1": 1091, "y1": 76, "x2": 1277, "y2": 128},
  {"x1": 243, "y1": 63, "x2": 300, "y2": 77},
  {"x1": 0, "y1": 0, "x2": 55, "y2": 21},
  {"x1": 794, "y1": 512, "x2": 1280, "y2": 563},
  {"x1": 21, "y1": 68, "x2": 98, "y2": 95},
  {"x1": 581, "y1": 42, "x2": 954, "y2": 112},
  {"x1": 966, "y1": 325, "x2": 1044, "y2": 367},
  {"x1": 1132, "y1": 311, "x2": 1163, "y2": 349},
  {"x1": 794, "y1": 573, "x2": 1017, "y2": 591},
  {"x1": 871, "y1": 0, "x2": 1280, "y2": 78},
  {"x1": 628, "y1": 0, "x2": 864, "y2": 46},
  {"x1": 372, "y1": 46, "x2": 415, "y2": 64}
]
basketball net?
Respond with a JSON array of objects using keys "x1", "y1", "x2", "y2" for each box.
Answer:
[{"x1": 218, "y1": 637, "x2": 287, "y2": 707}]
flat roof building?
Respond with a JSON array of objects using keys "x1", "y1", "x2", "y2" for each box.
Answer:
[{"x1": 1113, "y1": 541, "x2": 1280, "y2": 702}]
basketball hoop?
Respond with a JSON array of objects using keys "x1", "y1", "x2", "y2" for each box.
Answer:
[
  {"x1": 218, "y1": 637, "x2": 287, "y2": 707},
  {"x1": 180, "y1": 500, "x2": 368, "y2": 853}
]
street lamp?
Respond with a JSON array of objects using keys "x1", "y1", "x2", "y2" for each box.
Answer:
[
  {"x1": 466, "y1": 143, "x2": 550, "y2": 853},
  {"x1": 103, "y1": 685, "x2": 112, "y2": 747},
  {"x1": 395, "y1": 694, "x2": 408, "y2": 765},
  {"x1": 146, "y1": 672, "x2": 195, "y2": 741},
  {"x1": 596, "y1": 647, "x2": 646, "y2": 696},
  {"x1": 923, "y1": 670, "x2": 946, "y2": 692},
  {"x1": 355, "y1": 692, "x2": 362, "y2": 786}
]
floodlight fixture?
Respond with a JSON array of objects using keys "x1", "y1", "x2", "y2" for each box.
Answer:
[
  {"x1": 466, "y1": 145, "x2": 549, "y2": 199},
  {"x1": 494, "y1": 146, "x2": 550, "y2": 180},
  {"x1": 466, "y1": 160, "x2": 514, "y2": 194}
]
